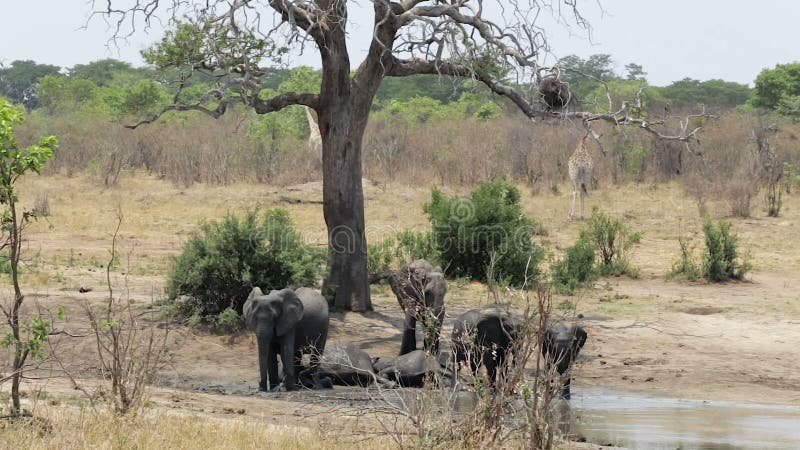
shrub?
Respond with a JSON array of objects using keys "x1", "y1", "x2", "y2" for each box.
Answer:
[
  {"x1": 667, "y1": 235, "x2": 701, "y2": 281},
  {"x1": 702, "y1": 220, "x2": 750, "y2": 282},
  {"x1": 367, "y1": 230, "x2": 439, "y2": 283},
  {"x1": 581, "y1": 208, "x2": 640, "y2": 277},
  {"x1": 424, "y1": 179, "x2": 543, "y2": 286},
  {"x1": 215, "y1": 307, "x2": 243, "y2": 333},
  {"x1": 166, "y1": 208, "x2": 323, "y2": 323},
  {"x1": 367, "y1": 237, "x2": 395, "y2": 283},
  {"x1": 552, "y1": 238, "x2": 597, "y2": 294}
]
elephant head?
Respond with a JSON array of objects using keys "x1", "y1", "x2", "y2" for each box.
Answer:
[
  {"x1": 542, "y1": 323, "x2": 587, "y2": 399},
  {"x1": 243, "y1": 287, "x2": 305, "y2": 391},
  {"x1": 452, "y1": 308, "x2": 520, "y2": 388},
  {"x1": 389, "y1": 259, "x2": 447, "y2": 355}
]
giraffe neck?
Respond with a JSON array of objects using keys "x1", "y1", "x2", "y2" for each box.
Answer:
[
  {"x1": 571, "y1": 133, "x2": 592, "y2": 164},
  {"x1": 304, "y1": 106, "x2": 320, "y2": 138}
]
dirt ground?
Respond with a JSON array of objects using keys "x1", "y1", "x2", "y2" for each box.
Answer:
[{"x1": 4, "y1": 173, "x2": 800, "y2": 445}]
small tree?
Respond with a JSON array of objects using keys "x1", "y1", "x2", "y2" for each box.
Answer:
[
  {"x1": 424, "y1": 179, "x2": 543, "y2": 286},
  {"x1": 702, "y1": 220, "x2": 749, "y2": 282},
  {"x1": 581, "y1": 208, "x2": 640, "y2": 277},
  {"x1": 551, "y1": 238, "x2": 596, "y2": 294},
  {"x1": 0, "y1": 99, "x2": 57, "y2": 416},
  {"x1": 166, "y1": 208, "x2": 322, "y2": 323}
]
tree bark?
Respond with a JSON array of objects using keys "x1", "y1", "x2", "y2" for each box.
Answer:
[
  {"x1": 9, "y1": 200, "x2": 24, "y2": 416},
  {"x1": 319, "y1": 112, "x2": 372, "y2": 311},
  {"x1": 316, "y1": 9, "x2": 373, "y2": 312}
]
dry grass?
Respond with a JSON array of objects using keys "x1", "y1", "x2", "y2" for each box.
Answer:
[
  {"x1": 13, "y1": 173, "x2": 800, "y2": 286},
  {"x1": 0, "y1": 403, "x2": 390, "y2": 450},
  {"x1": 3, "y1": 170, "x2": 800, "y2": 447}
]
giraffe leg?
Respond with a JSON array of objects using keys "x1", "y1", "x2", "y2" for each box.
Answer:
[
  {"x1": 568, "y1": 187, "x2": 577, "y2": 220},
  {"x1": 580, "y1": 190, "x2": 586, "y2": 219}
]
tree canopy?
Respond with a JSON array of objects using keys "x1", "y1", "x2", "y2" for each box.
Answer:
[
  {"x1": 0, "y1": 60, "x2": 61, "y2": 108},
  {"x1": 751, "y1": 62, "x2": 800, "y2": 113}
]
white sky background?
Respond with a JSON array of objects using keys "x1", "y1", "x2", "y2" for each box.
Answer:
[{"x1": 0, "y1": 0, "x2": 798, "y2": 86}]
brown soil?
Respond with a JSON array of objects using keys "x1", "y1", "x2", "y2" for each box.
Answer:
[{"x1": 5, "y1": 174, "x2": 800, "y2": 440}]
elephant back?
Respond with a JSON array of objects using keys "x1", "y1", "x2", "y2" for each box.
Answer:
[
  {"x1": 319, "y1": 342, "x2": 375, "y2": 386},
  {"x1": 389, "y1": 259, "x2": 444, "y2": 311},
  {"x1": 451, "y1": 309, "x2": 481, "y2": 349}
]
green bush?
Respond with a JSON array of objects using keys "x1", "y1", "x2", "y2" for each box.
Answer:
[
  {"x1": 552, "y1": 238, "x2": 597, "y2": 294},
  {"x1": 581, "y1": 208, "x2": 640, "y2": 277},
  {"x1": 667, "y1": 235, "x2": 701, "y2": 281},
  {"x1": 367, "y1": 237, "x2": 395, "y2": 283},
  {"x1": 214, "y1": 307, "x2": 243, "y2": 333},
  {"x1": 367, "y1": 230, "x2": 440, "y2": 283},
  {"x1": 166, "y1": 208, "x2": 323, "y2": 323},
  {"x1": 424, "y1": 179, "x2": 543, "y2": 287},
  {"x1": 702, "y1": 220, "x2": 750, "y2": 282}
]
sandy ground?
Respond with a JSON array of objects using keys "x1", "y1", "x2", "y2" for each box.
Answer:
[{"x1": 4, "y1": 174, "x2": 800, "y2": 446}]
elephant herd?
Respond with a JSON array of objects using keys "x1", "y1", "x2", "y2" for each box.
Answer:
[{"x1": 243, "y1": 259, "x2": 588, "y2": 399}]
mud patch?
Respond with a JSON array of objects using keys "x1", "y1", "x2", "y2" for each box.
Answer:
[{"x1": 683, "y1": 306, "x2": 725, "y2": 315}]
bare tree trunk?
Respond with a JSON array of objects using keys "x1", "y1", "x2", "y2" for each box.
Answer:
[
  {"x1": 9, "y1": 201, "x2": 24, "y2": 416},
  {"x1": 320, "y1": 115, "x2": 372, "y2": 311},
  {"x1": 317, "y1": 19, "x2": 373, "y2": 312}
]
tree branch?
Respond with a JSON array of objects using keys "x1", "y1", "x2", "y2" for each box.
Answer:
[
  {"x1": 251, "y1": 92, "x2": 320, "y2": 114},
  {"x1": 385, "y1": 57, "x2": 716, "y2": 144},
  {"x1": 125, "y1": 102, "x2": 230, "y2": 129}
]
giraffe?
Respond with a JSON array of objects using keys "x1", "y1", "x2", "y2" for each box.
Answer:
[
  {"x1": 304, "y1": 106, "x2": 323, "y2": 163},
  {"x1": 567, "y1": 131, "x2": 594, "y2": 220}
]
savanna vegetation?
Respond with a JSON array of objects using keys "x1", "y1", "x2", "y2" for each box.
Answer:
[{"x1": 2, "y1": 5, "x2": 800, "y2": 447}]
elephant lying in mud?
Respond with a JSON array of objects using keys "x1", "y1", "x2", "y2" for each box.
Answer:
[
  {"x1": 243, "y1": 287, "x2": 330, "y2": 391},
  {"x1": 318, "y1": 342, "x2": 381, "y2": 387},
  {"x1": 451, "y1": 308, "x2": 521, "y2": 388},
  {"x1": 388, "y1": 259, "x2": 447, "y2": 355},
  {"x1": 542, "y1": 323, "x2": 587, "y2": 399},
  {"x1": 373, "y1": 350, "x2": 454, "y2": 388}
]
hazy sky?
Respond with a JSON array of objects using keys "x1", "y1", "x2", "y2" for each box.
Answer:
[{"x1": 1, "y1": 1, "x2": 798, "y2": 86}]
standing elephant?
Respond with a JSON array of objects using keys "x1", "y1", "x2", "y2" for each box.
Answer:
[
  {"x1": 541, "y1": 323, "x2": 587, "y2": 399},
  {"x1": 451, "y1": 308, "x2": 521, "y2": 388},
  {"x1": 388, "y1": 259, "x2": 447, "y2": 355},
  {"x1": 243, "y1": 287, "x2": 329, "y2": 391}
]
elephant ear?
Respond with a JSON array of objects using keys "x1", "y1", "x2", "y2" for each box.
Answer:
[
  {"x1": 573, "y1": 326, "x2": 588, "y2": 351},
  {"x1": 243, "y1": 287, "x2": 264, "y2": 326},
  {"x1": 248, "y1": 287, "x2": 264, "y2": 301},
  {"x1": 276, "y1": 290, "x2": 304, "y2": 337}
]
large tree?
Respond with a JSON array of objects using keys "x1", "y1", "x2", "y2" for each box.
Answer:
[
  {"x1": 0, "y1": 60, "x2": 61, "y2": 107},
  {"x1": 95, "y1": 1, "x2": 707, "y2": 311}
]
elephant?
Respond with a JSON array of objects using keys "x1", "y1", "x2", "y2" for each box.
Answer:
[
  {"x1": 388, "y1": 259, "x2": 447, "y2": 355},
  {"x1": 451, "y1": 308, "x2": 521, "y2": 388},
  {"x1": 541, "y1": 323, "x2": 587, "y2": 399},
  {"x1": 243, "y1": 286, "x2": 329, "y2": 391},
  {"x1": 318, "y1": 342, "x2": 378, "y2": 387},
  {"x1": 373, "y1": 350, "x2": 453, "y2": 388}
]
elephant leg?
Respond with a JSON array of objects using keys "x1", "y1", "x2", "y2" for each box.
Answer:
[
  {"x1": 280, "y1": 332, "x2": 299, "y2": 391},
  {"x1": 562, "y1": 375, "x2": 572, "y2": 399},
  {"x1": 484, "y1": 356, "x2": 497, "y2": 388},
  {"x1": 399, "y1": 312, "x2": 417, "y2": 355},
  {"x1": 425, "y1": 309, "x2": 444, "y2": 355},
  {"x1": 267, "y1": 350, "x2": 280, "y2": 390},
  {"x1": 257, "y1": 334, "x2": 277, "y2": 392}
]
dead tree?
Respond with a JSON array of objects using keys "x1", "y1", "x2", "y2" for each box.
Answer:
[{"x1": 93, "y1": 1, "x2": 712, "y2": 311}]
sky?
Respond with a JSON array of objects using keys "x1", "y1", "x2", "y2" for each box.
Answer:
[{"x1": 1, "y1": 1, "x2": 798, "y2": 87}]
